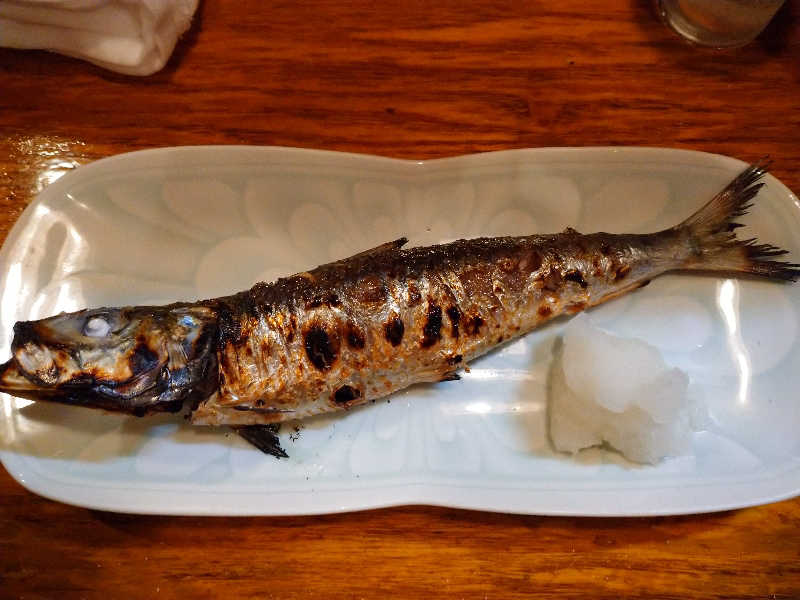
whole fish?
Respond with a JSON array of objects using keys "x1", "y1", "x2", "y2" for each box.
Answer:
[{"x1": 1, "y1": 163, "x2": 797, "y2": 457}]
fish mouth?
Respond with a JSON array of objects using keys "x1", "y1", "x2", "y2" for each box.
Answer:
[
  {"x1": 0, "y1": 358, "x2": 183, "y2": 416},
  {"x1": 0, "y1": 359, "x2": 48, "y2": 397}
]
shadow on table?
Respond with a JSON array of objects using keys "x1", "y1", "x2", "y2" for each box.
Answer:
[{"x1": 87, "y1": 502, "x2": 738, "y2": 546}]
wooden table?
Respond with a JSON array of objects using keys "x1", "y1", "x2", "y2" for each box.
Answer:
[{"x1": 1, "y1": 2, "x2": 799, "y2": 598}]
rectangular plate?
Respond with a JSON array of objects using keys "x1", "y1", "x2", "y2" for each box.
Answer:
[{"x1": 1, "y1": 146, "x2": 799, "y2": 516}]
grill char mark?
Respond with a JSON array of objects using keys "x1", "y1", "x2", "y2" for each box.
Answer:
[
  {"x1": 446, "y1": 306, "x2": 461, "y2": 338},
  {"x1": 421, "y1": 303, "x2": 442, "y2": 347},
  {"x1": 304, "y1": 325, "x2": 337, "y2": 371},
  {"x1": 384, "y1": 317, "x2": 404, "y2": 346}
]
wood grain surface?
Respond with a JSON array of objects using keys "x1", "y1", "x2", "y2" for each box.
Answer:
[{"x1": 1, "y1": 1, "x2": 799, "y2": 598}]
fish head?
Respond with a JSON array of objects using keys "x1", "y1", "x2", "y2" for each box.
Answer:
[{"x1": 0, "y1": 304, "x2": 218, "y2": 416}]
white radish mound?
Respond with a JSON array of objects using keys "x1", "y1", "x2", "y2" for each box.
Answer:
[{"x1": 549, "y1": 314, "x2": 692, "y2": 464}]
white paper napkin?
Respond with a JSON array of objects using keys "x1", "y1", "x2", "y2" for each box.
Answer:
[{"x1": 0, "y1": 0, "x2": 199, "y2": 75}]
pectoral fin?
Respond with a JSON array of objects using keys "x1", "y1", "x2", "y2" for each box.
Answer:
[
  {"x1": 439, "y1": 371, "x2": 461, "y2": 382},
  {"x1": 234, "y1": 424, "x2": 288, "y2": 458}
]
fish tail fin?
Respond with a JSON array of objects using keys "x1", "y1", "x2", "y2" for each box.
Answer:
[{"x1": 676, "y1": 160, "x2": 800, "y2": 282}]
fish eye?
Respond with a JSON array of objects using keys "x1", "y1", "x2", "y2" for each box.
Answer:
[{"x1": 83, "y1": 316, "x2": 111, "y2": 338}]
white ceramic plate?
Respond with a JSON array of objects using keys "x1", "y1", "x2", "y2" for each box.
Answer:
[{"x1": 1, "y1": 146, "x2": 799, "y2": 516}]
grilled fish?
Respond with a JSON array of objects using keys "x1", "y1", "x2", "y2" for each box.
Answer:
[{"x1": 1, "y1": 163, "x2": 797, "y2": 457}]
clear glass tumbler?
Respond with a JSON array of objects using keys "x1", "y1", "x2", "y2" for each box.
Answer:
[{"x1": 658, "y1": 0, "x2": 785, "y2": 48}]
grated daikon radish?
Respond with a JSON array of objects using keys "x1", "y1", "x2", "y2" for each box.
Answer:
[{"x1": 549, "y1": 314, "x2": 693, "y2": 464}]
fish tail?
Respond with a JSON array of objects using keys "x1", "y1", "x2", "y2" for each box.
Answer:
[{"x1": 676, "y1": 160, "x2": 800, "y2": 282}]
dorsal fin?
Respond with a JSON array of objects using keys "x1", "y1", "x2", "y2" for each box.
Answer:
[
  {"x1": 342, "y1": 237, "x2": 408, "y2": 261},
  {"x1": 302, "y1": 237, "x2": 408, "y2": 275}
]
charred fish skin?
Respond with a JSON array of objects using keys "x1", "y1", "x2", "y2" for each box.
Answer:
[{"x1": 191, "y1": 230, "x2": 682, "y2": 425}]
